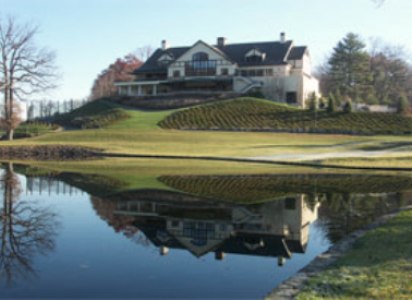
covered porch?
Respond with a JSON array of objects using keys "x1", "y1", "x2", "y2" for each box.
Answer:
[
  {"x1": 115, "y1": 80, "x2": 165, "y2": 97},
  {"x1": 116, "y1": 77, "x2": 234, "y2": 98}
]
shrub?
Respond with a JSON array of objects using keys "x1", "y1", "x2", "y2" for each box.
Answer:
[
  {"x1": 158, "y1": 97, "x2": 412, "y2": 135},
  {"x1": 307, "y1": 92, "x2": 318, "y2": 112},
  {"x1": 397, "y1": 95, "x2": 409, "y2": 115},
  {"x1": 343, "y1": 99, "x2": 353, "y2": 113},
  {"x1": 246, "y1": 88, "x2": 265, "y2": 99},
  {"x1": 327, "y1": 95, "x2": 336, "y2": 113}
]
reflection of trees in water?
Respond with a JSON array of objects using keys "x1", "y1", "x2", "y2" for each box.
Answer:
[
  {"x1": 90, "y1": 196, "x2": 150, "y2": 247},
  {"x1": 0, "y1": 163, "x2": 58, "y2": 285},
  {"x1": 315, "y1": 191, "x2": 410, "y2": 242}
]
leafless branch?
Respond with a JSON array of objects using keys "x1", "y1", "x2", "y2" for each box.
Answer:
[{"x1": 0, "y1": 16, "x2": 58, "y2": 139}]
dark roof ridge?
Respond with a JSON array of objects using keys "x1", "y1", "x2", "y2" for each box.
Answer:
[{"x1": 216, "y1": 40, "x2": 293, "y2": 47}]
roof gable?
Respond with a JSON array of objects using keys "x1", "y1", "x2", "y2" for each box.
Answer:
[
  {"x1": 172, "y1": 40, "x2": 234, "y2": 64},
  {"x1": 134, "y1": 39, "x2": 308, "y2": 74}
]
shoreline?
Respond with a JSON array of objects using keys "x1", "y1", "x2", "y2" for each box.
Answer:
[
  {"x1": 1, "y1": 145, "x2": 412, "y2": 172},
  {"x1": 266, "y1": 205, "x2": 412, "y2": 299}
]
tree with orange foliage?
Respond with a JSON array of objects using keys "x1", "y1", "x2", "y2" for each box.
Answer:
[{"x1": 90, "y1": 53, "x2": 143, "y2": 100}]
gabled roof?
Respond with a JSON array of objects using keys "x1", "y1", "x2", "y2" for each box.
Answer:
[
  {"x1": 134, "y1": 39, "x2": 308, "y2": 74},
  {"x1": 287, "y1": 46, "x2": 307, "y2": 60},
  {"x1": 216, "y1": 40, "x2": 294, "y2": 66},
  {"x1": 173, "y1": 40, "x2": 234, "y2": 64},
  {"x1": 134, "y1": 46, "x2": 189, "y2": 74}
]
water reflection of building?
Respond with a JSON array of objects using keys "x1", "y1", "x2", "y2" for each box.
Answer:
[{"x1": 113, "y1": 192, "x2": 319, "y2": 266}]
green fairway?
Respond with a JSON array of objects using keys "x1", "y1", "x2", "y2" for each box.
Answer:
[{"x1": 0, "y1": 98, "x2": 411, "y2": 165}]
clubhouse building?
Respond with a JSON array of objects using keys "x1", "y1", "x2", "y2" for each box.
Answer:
[{"x1": 115, "y1": 33, "x2": 319, "y2": 107}]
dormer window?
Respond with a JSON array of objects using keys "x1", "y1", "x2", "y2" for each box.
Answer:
[
  {"x1": 158, "y1": 53, "x2": 174, "y2": 65},
  {"x1": 245, "y1": 48, "x2": 266, "y2": 63}
]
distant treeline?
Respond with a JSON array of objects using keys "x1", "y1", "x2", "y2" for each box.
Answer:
[{"x1": 27, "y1": 99, "x2": 88, "y2": 120}]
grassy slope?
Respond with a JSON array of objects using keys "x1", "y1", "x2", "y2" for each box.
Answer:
[
  {"x1": 297, "y1": 209, "x2": 412, "y2": 299},
  {"x1": 159, "y1": 97, "x2": 412, "y2": 134},
  {"x1": 54, "y1": 100, "x2": 131, "y2": 128},
  {"x1": 0, "y1": 98, "x2": 411, "y2": 163}
]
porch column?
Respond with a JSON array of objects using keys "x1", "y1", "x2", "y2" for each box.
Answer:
[
  {"x1": 153, "y1": 84, "x2": 157, "y2": 96},
  {"x1": 138, "y1": 85, "x2": 142, "y2": 96},
  {"x1": 127, "y1": 85, "x2": 132, "y2": 96}
]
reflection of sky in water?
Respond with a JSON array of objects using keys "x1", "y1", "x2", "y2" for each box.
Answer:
[{"x1": 0, "y1": 171, "x2": 406, "y2": 298}]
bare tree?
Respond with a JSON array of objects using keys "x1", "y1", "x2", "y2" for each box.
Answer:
[
  {"x1": 0, "y1": 16, "x2": 58, "y2": 140},
  {"x1": 135, "y1": 45, "x2": 153, "y2": 62}
]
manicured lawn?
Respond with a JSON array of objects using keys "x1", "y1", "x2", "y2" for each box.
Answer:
[
  {"x1": 317, "y1": 155, "x2": 412, "y2": 168},
  {"x1": 4, "y1": 125, "x2": 366, "y2": 158},
  {"x1": 297, "y1": 209, "x2": 412, "y2": 299},
  {"x1": 1, "y1": 98, "x2": 411, "y2": 164}
]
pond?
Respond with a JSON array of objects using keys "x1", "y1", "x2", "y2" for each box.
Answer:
[{"x1": 0, "y1": 162, "x2": 411, "y2": 298}]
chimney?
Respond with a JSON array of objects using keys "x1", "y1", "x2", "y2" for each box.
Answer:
[
  {"x1": 217, "y1": 37, "x2": 227, "y2": 47},
  {"x1": 280, "y1": 32, "x2": 286, "y2": 43},
  {"x1": 161, "y1": 39, "x2": 169, "y2": 50}
]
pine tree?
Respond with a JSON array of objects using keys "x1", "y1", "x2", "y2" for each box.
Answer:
[
  {"x1": 327, "y1": 94, "x2": 336, "y2": 113},
  {"x1": 343, "y1": 99, "x2": 353, "y2": 113},
  {"x1": 334, "y1": 89, "x2": 342, "y2": 107},
  {"x1": 308, "y1": 92, "x2": 317, "y2": 112},
  {"x1": 328, "y1": 33, "x2": 372, "y2": 103},
  {"x1": 397, "y1": 94, "x2": 409, "y2": 114}
]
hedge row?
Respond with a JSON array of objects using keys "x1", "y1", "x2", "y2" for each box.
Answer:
[{"x1": 159, "y1": 98, "x2": 412, "y2": 135}]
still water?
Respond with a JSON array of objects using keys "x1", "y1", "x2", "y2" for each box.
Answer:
[{"x1": 0, "y1": 163, "x2": 411, "y2": 298}]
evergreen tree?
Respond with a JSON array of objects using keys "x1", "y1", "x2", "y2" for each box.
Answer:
[
  {"x1": 333, "y1": 89, "x2": 342, "y2": 107},
  {"x1": 328, "y1": 33, "x2": 372, "y2": 103},
  {"x1": 343, "y1": 99, "x2": 353, "y2": 113},
  {"x1": 397, "y1": 94, "x2": 409, "y2": 114},
  {"x1": 327, "y1": 94, "x2": 336, "y2": 113},
  {"x1": 308, "y1": 92, "x2": 317, "y2": 112}
]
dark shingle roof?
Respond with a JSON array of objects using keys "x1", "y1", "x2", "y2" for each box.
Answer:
[
  {"x1": 216, "y1": 40, "x2": 293, "y2": 66},
  {"x1": 287, "y1": 46, "x2": 307, "y2": 60},
  {"x1": 134, "y1": 46, "x2": 189, "y2": 74},
  {"x1": 134, "y1": 40, "x2": 307, "y2": 74}
]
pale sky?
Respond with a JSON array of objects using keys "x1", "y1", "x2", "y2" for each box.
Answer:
[{"x1": 1, "y1": 0, "x2": 411, "y2": 100}]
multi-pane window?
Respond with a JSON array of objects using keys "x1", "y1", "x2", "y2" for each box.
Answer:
[{"x1": 185, "y1": 52, "x2": 216, "y2": 76}]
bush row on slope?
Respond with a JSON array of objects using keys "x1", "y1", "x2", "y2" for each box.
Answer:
[{"x1": 159, "y1": 98, "x2": 412, "y2": 135}]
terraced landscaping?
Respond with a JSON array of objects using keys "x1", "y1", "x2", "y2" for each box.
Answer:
[
  {"x1": 159, "y1": 97, "x2": 412, "y2": 135},
  {"x1": 159, "y1": 173, "x2": 412, "y2": 203}
]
